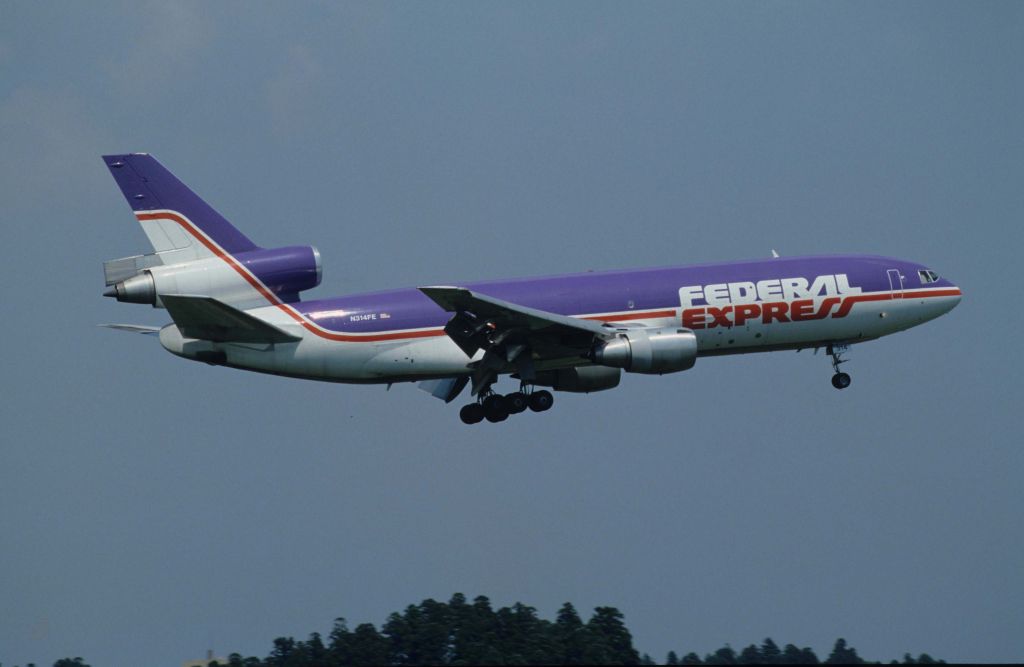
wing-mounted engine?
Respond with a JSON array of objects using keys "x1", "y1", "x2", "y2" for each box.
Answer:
[
  {"x1": 104, "y1": 245, "x2": 322, "y2": 308},
  {"x1": 592, "y1": 326, "x2": 698, "y2": 374}
]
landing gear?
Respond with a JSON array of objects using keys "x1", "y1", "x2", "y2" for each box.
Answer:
[
  {"x1": 458, "y1": 386, "x2": 554, "y2": 424},
  {"x1": 528, "y1": 390, "x2": 554, "y2": 412},
  {"x1": 831, "y1": 372, "x2": 852, "y2": 389},
  {"x1": 827, "y1": 344, "x2": 852, "y2": 390},
  {"x1": 459, "y1": 403, "x2": 484, "y2": 424},
  {"x1": 505, "y1": 392, "x2": 529, "y2": 414},
  {"x1": 482, "y1": 394, "x2": 510, "y2": 423}
]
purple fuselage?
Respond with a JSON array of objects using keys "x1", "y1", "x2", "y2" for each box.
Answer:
[{"x1": 293, "y1": 254, "x2": 953, "y2": 342}]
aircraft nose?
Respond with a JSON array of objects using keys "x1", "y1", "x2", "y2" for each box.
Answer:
[{"x1": 941, "y1": 283, "x2": 963, "y2": 315}]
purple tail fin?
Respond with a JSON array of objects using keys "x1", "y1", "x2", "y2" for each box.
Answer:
[{"x1": 102, "y1": 153, "x2": 258, "y2": 254}]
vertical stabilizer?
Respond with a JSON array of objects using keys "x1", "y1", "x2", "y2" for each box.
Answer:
[{"x1": 102, "y1": 153, "x2": 258, "y2": 256}]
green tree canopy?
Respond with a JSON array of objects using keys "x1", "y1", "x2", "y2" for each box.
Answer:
[
  {"x1": 137, "y1": 594, "x2": 943, "y2": 666},
  {"x1": 825, "y1": 638, "x2": 863, "y2": 664}
]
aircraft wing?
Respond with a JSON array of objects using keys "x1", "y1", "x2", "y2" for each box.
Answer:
[
  {"x1": 161, "y1": 294, "x2": 301, "y2": 344},
  {"x1": 419, "y1": 286, "x2": 611, "y2": 395},
  {"x1": 420, "y1": 286, "x2": 608, "y2": 337}
]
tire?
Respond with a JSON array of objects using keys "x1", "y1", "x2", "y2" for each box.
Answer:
[
  {"x1": 483, "y1": 395, "x2": 510, "y2": 422},
  {"x1": 505, "y1": 392, "x2": 529, "y2": 414},
  {"x1": 831, "y1": 372, "x2": 851, "y2": 390},
  {"x1": 459, "y1": 403, "x2": 484, "y2": 424},
  {"x1": 528, "y1": 390, "x2": 554, "y2": 412}
]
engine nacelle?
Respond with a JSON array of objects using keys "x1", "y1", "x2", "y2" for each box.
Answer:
[
  {"x1": 534, "y1": 366, "x2": 622, "y2": 393},
  {"x1": 106, "y1": 245, "x2": 322, "y2": 307},
  {"x1": 238, "y1": 245, "x2": 322, "y2": 299},
  {"x1": 593, "y1": 327, "x2": 698, "y2": 374}
]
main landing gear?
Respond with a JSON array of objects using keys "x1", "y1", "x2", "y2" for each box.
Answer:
[
  {"x1": 827, "y1": 344, "x2": 852, "y2": 390},
  {"x1": 459, "y1": 387, "x2": 554, "y2": 425}
]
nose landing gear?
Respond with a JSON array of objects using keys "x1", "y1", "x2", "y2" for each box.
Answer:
[{"x1": 827, "y1": 344, "x2": 852, "y2": 390}]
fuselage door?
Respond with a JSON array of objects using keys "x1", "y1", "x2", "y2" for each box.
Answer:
[{"x1": 887, "y1": 269, "x2": 904, "y2": 299}]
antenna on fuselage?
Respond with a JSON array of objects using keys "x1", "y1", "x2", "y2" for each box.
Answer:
[{"x1": 771, "y1": 249, "x2": 780, "y2": 258}]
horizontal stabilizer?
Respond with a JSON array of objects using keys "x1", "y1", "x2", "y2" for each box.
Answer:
[
  {"x1": 98, "y1": 324, "x2": 162, "y2": 335},
  {"x1": 161, "y1": 295, "x2": 301, "y2": 344}
]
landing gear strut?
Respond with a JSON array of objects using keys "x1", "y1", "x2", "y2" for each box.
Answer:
[
  {"x1": 458, "y1": 386, "x2": 554, "y2": 424},
  {"x1": 827, "y1": 344, "x2": 852, "y2": 390}
]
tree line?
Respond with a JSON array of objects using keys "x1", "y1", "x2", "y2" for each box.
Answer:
[
  {"x1": 3, "y1": 594, "x2": 944, "y2": 666},
  {"x1": 213, "y1": 593, "x2": 943, "y2": 666}
]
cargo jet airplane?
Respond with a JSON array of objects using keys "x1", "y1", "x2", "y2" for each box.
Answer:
[{"x1": 100, "y1": 154, "x2": 962, "y2": 424}]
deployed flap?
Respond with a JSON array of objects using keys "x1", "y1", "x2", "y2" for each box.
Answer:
[
  {"x1": 419, "y1": 286, "x2": 608, "y2": 337},
  {"x1": 418, "y1": 376, "x2": 470, "y2": 403},
  {"x1": 161, "y1": 295, "x2": 301, "y2": 343}
]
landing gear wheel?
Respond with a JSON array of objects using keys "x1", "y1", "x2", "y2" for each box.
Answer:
[
  {"x1": 505, "y1": 392, "x2": 529, "y2": 414},
  {"x1": 528, "y1": 390, "x2": 554, "y2": 412},
  {"x1": 831, "y1": 372, "x2": 851, "y2": 390},
  {"x1": 459, "y1": 403, "x2": 484, "y2": 424},
  {"x1": 483, "y1": 395, "x2": 510, "y2": 422},
  {"x1": 826, "y1": 344, "x2": 852, "y2": 390}
]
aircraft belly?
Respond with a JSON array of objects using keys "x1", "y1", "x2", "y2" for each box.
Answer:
[
  {"x1": 253, "y1": 337, "x2": 469, "y2": 381},
  {"x1": 358, "y1": 338, "x2": 472, "y2": 379}
]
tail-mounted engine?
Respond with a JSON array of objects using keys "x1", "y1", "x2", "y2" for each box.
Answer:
[
  {"x1": 592, "y1": 327, "x2": 698, "y2": 374},
  {"x1": 103, "y1": 245, "x2": 322, "y2": 307}
]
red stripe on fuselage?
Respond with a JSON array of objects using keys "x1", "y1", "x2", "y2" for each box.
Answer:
[
  {"x1": 829, "y1": 287, "x2": 961, "y2": 318},
  {"x1": 901, "y1": 289, "x2": 962, "y2": 299},
  {"x1": 584, "y1": 309, "x2": 677, "y2": 323}
]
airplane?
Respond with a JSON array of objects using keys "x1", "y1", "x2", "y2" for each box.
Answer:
[{"x1": 100, "y1": 154, "x2": 962, "y2": 424}]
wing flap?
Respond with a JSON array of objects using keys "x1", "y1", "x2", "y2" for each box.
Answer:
[
  {"x1": 161, "y1": 294, "x2": 301, "y2": 343},
  {"x1": 417, "y1": 376, "x2": 470, "y2": 403}
]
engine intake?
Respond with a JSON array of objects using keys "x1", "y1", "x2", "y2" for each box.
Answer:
[{"x1": 593, "y1": 327, "x2": 698, "y2": 374}]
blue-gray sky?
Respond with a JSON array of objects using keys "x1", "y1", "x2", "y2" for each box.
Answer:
[{"x1": 1, "y1": 2, "x2": 1022, "y2": 665}]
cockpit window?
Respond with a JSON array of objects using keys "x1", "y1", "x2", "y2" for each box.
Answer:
[{"x1": 918, "y1": 269, "x2": 940, "y2": 284}]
